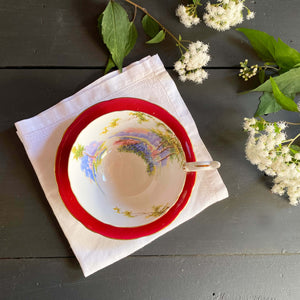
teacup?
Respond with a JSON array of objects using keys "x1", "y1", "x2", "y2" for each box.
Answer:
[{"x1": 56, "y1": 98, "x2": 220, "y2": 239}]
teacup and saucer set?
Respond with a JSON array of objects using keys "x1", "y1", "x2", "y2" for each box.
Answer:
[{"x1": 55, "y1": 98, "x2": 220, "y2": 239}]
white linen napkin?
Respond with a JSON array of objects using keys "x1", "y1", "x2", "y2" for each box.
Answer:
[{"x1": 15, "y1": 55, "x2": 228, "y2": 277}]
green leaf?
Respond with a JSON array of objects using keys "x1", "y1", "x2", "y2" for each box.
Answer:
[
  {"x1": 237, "y1": 28, "x2": 300, "y2": 74},
  {"x1": 273, "y1": 122, "x2": 281, "y2": 133},
  {"x1": 142, "y1": 15, "x2": 160, "y2": 38},
  {"x1": 101, "y1": 1, "x2": 137, "y2": 72},
  {"x1": 193, "y1": 0, "x2": 202, "y2": 5},
  {"x1": 270, "y1": 77, "x2": 299, "y2": 112},
  {"x1": 236, "y1": 28, "x2": 276, "y2": 62},
  {"x1": 254, "y1": 92, "x2": 282, "y2": 117},
  {"x1": 104, "y1": 56, "x2": 116, "y2": 74},
  {"x1": 125, "y1": 22, "x2": 138, "y2": 56},
  {"x1": 99, "y1": 13, "x2": 117, "y2": 75},
  {"x1": 293, "y1": 63, "x2": 300, "y2": 68},
  {"x1": 274, "y1": 38, "x2": 300, "y2": 72},
  {"x1": 252, "y1": 67, "x2": 300, "y2": 100},
  {"x1": 264, "y1": 62, "x2": 275, "y2": 66},
  {"x1": 290, "y1": 144, "x2": 300, "y2": 155},
  {"x1": 255, "y1": 119, "x2": 266, "y2": 131},
  {"x1": 97, "y1": 13, "x2": 104, "y2": 35},
  {"x1": 146, "y1": 30, "x2": 165, "y2": 44}
]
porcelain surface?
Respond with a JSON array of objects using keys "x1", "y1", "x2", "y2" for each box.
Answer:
[{"x1": 68, "y1": 110, "x2": 186, "y2": 227}]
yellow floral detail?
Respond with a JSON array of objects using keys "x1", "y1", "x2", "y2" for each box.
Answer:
[
  {"x1": 72, "y1": 144, "x2": 85, "y2": 160},
  {"x1": 113, "y1": 207, "x2": 120, "y2": 213},
  {"x1": 129, "y1": 112, "x2": 149, "y2": 123},
  {"x1": 114, "y1": 204, "x2": 170, "y2": 219},
  {"x1": 101, "y1": 118, "x2": 120, "y2": 134},
  {"x1": 146, "y1": 204, "x2": 170, "y2": 218}
]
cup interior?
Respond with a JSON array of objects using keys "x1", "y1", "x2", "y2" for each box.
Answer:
[{"x1": 68, "y1": 110, "x2": 187, "y2": 227}]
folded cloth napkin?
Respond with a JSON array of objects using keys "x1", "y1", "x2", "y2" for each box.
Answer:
[{"x1": 15, "y1": 55, "x2": 228, "y2": 277}]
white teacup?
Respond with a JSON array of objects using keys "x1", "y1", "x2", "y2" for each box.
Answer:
[{"x1": 68, "y1": 110, "x2": 220, "y2": 228}]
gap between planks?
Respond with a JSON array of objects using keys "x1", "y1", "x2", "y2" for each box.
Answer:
[
  {"x1": 1, "y1": 252, "x2": 300, "y2": 260},
  {"x1": 0, "y1": 66, "x2": 240, "y2": 70}
]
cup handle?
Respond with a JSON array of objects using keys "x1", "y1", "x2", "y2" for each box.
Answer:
[{"x1": 183, "y1": 161, "x2": 221, "y2": 172}]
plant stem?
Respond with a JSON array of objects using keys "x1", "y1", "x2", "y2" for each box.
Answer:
[
  {"x1": 288, "y1": 133, "x2": 300, "y2": 147},
  {"x1": 124, "y1": 0, "x2": 187, "y2": 50},
  {"x1": 132, "y1": 4, "x2": 137, "y2": 22},
  {"x1": 264, "y1": 65, "x2": 280, "y2": 71},
  {"x1": 286, "y1": 122, "x2": 300, "y2": 125}
]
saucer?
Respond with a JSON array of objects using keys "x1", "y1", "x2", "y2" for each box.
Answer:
[{"x1": 55, "y1": 98, "x2": 196, "y2": 239}]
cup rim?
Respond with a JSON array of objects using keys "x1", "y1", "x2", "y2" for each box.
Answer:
[{"x1": 55, "y1": 97, "x2": 196, "y2": 240}]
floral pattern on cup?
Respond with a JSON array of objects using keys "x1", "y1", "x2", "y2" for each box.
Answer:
[{"x1": 113, "y1": 204, "x2": 170, "y2": 218}]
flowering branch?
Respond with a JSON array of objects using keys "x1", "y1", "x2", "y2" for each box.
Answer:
[
  {"x1": 239, "y1": 28, "x2": 300, "y2": 205},
  {"x1": 98, "y1": 0, "x2": 214, "y2": 84},
  {"x1": 98, "y1": 0, "x2": 255, "y2": 83},
  {"x1": 125, "y1": 0, "x2": 211, "y2": 83},
  {"x1": 243, "y1": 118, "x2": 300, "y2": 205}
]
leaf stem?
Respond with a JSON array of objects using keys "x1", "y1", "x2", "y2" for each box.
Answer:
[{"x1": 124, "y1": 0, "x2": 187, "y2": 50}]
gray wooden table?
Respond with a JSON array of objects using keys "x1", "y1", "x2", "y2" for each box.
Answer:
[{"x1": 1, "y1": 1, "x2": 300, "y2": 299}]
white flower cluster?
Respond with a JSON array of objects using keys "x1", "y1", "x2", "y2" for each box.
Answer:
[
  {"x1": 203, "y1": 0, "x2": 255, "y2": 31},
  {"x1": 239, "y1": 59, "x2": 258, "y2": 81},
  {"x1": 176, "y1": 4, "x2": 201, "y2": 28},
  {"x1": 244, "y1": 118, "x2": 300, "y2": 205},
  {"x1": 174, "y1": 41, "x2": 210, "y2": 84}
]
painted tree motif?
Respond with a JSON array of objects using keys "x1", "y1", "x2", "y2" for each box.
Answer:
[
  {"x1": 113, "y1": 125, "x2": 184, "y2": 175},
  {"x1": 71, "y1": 141, "x2": 107, "y2": 181},
  {"x1": 150, "y1": 125, "x2": 184, "y2": 165}
]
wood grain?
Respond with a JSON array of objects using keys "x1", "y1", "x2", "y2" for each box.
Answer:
[
  {"x1": 0, "y1": 0, "x2": 299, "y2": 67},
  {"x1": 1, "y1": 255, "x2": 300, "y2": 300}
]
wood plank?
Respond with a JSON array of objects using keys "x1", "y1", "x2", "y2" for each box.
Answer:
[
  {"x1": 1, "y1": 255, "x2": 300, "y2": 299},
  {"x1": 0, "y1": 0, "x2": 299, "y2": 67},
  {"x1": 1, "y1": 68, "x2": 300, "y2": 259}
]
